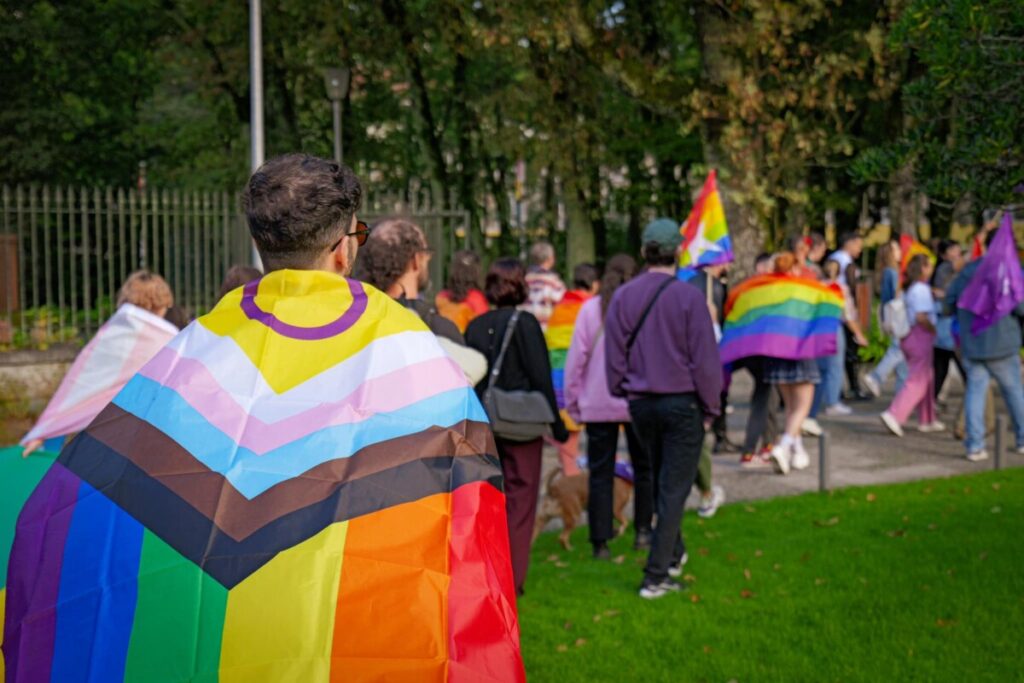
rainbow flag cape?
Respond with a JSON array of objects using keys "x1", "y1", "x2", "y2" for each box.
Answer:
[
  {"x1": 677, "y1": 170, "x2": 733, "y2": 281},
  {"x1": 545, "y1": 289, "x2": 591, "y2": 416},
  {"x1": 2, "y1": 270, "x2": 524, "y2": 682},
  {"x1": 899, "y1": 233, "x2": 936, "y2": 276},
  {"x1": 21, "y1": 304, "x2": 179, "y2": 447},
  {"x1": 720, "y1": 274, "x2": 844, "y2": 364}
]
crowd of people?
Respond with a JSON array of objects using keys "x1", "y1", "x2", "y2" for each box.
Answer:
[{"x1": 9, "y1": 155, "x2": 1023, "y2": 682}]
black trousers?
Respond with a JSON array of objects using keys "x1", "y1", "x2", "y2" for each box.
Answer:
[
  {"x1": 585, "y1": 422, "x2": 653, "y2": 544},
  {"x1": 934, "y1": 347, "x2": 964, "y2": 399},
  {"x1": 844, "y1": 327, "x2": 861, "y2": 395},
  {"x1": 628, "y1": 393, "x2": 705, "y2": 583},
  {"x1": 739, "y1": 356, "x2": 779, "y2": 453}
]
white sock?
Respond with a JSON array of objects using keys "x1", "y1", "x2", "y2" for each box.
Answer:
[{"x1": 779, "y1": 434, "x2": 794, "y2": 449}]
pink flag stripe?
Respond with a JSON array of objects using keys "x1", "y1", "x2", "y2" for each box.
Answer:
[{"x1": 137, "y1": 351, "x2": 468, "y2": 455}]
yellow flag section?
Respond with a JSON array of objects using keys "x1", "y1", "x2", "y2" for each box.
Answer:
[
  {"x1": 220, "y1": 522, "x2": 349, "y2": 681},
  {"x1": 202, "y1": 271, "x2": 421, "y2": 394}
]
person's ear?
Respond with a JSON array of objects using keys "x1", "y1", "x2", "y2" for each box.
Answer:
[{"x1": 333, "y1": 235, "x2": 352, "y2": 275}]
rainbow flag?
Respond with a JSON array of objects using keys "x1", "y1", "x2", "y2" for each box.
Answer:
[
  {"x1": 2, "y1": 270, "x2": 524, "y2": 682},
  {"x1": 545, "y1": 290, "x2": 590, "y2": 412},
  {"x1": 677, "y1": 170, "x2": 733, "y2": 281},
  {"x1": 21, "y1": 303, "x2": 179, "y2": 447},
  {"x1": 720, "y1": 274, "x2": 844, "y2": 364},
  {"x1": 899, "y1": 233, "x2": 936, "y2": 275}
]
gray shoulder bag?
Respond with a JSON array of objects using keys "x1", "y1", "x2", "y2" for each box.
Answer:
[{"x1": 482, "y1": 311, "x2": 556, "y2": 442}]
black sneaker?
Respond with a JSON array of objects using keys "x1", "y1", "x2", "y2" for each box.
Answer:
[
  {"x1": 638, "y1": 577, "x2": 684, "y2": 600},
  {"x1": 633, "y1": 529, "x2": 653, "y2": 551},
  {"x1": 592, "y1": 542, "x2": 611, "y2": 560}
]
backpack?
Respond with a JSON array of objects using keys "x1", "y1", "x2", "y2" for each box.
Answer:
[{"x1": 881, "y1": 297, "x2": 911, "y2": 340}]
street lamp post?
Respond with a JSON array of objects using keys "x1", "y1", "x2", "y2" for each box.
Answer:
[
  {"x1": 323, "y1": 67, "x2": 351, "y2": 164},
  {"x1": 249, "y1": 0, "x2": 264, "y2": 268}
]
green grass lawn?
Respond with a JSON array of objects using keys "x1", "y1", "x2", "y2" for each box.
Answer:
[{"x1": 519, "y1": 469, "x2": 1024, "y2": 682}]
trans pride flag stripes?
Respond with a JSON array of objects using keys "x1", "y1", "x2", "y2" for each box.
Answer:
[
  {"x1": 3, "y1": 270, "x2": 524, "y2": 682},
  {"x1": 720, "y1": 274, "x2": 844, "y2": 365}
]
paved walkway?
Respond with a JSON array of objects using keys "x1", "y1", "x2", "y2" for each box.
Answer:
[{"x1": 541, "y1": 370, "x2": 1024, "y2": 513}]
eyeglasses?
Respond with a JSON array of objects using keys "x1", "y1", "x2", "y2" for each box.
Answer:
[{"x1": 329, "y1": 220, "x2": 371, "y2": 252}]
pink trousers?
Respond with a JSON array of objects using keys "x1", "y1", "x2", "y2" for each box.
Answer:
[{"x1": 888, "y1": 325, "x2": 936, "y2": 425}]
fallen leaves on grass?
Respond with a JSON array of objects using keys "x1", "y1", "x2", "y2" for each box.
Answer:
[
  {"x1": 935, "y1": 618, "x2": 957, "y2": 628},
  {"x1": 554, "y1": 561, "x2": 569, "y2": 568},
  {"x1": 991, "y1": 506, "x2": 1002, "y2": 514},
  {"x1": 866, "y1": 493, "x2": 877, "y2": 502},
  {"x1": 743, "y1": 568, "x2": 752, "y2": 581},
  {"x1": 702, "y1": 645, "x2": 712, "y2": 653},
  {"x1": 575, "y1": 638, "x2": 587, "y2": 648},
  {"x1": 603, "y1": 609, "x2": 620, "y2": 618},
  {"x1": 740, "y1": 589, "x2": 755, "y2": 599},
  {"x1": 773, "y1": 563, "x2": 782, "y2": 571},
  {"x1": 612, "y1": 555, "x2": 626, "y2": 565},
  {"x1": 744, "y1": 505, "x2": 757, "y2": 513},
  {"x1": 754, "y1": 549, "x2": 764, "y2": 557},
  {"x1": 979, "y1": 551, "x2": 989, "y2": 561},
  {"x1": 690, "y1": 593, "x2": 701, "y2": 603},
  {"x1": 992, "y1": 482, "x2": 1002, "y2": 491},
  {"x1": 815, "y1": 516, "x2": 840, "y2": 527},
  {"x1": 815, "y1": 578, "x2": 827, "y2": 586},
  {"x1": 698, "y1": 547, "x2": 710, "y2": 556},
  {"x1": 556, "y1": 644, "x2": 569, "y2": 653},
  {"x1": 886, "y1": 529, "x2": 906, "y2": 538},
  {"x1": 683, "y1": 573, "x2": 697, "y2": 583}
]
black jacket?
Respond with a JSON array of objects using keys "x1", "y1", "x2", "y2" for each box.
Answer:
[
  {"x1": 398, "y1": 296, "x2": 464, "y2": 344},
  {"x1": 465, "y1": 307, "x2": 569, "y2": 442}
]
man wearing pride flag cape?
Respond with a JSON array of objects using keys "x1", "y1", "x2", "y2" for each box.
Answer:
[
  {"x1": 944, "y1": 212, "x2": 1024, "y2": 463},
  {"x1": 545, "y1": 263, "x2": 600, "y2": 476},
  {"x1": 3, "y1": 154, "x2": 524, "y2": 682}
]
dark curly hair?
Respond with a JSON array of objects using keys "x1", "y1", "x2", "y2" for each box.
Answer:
[
  {"x1": 485, "y1": 258, "x2": 528, "y2": 307},
  {"x1": 243, "y1": 154, "x2": 362, "y2": 270},
  {"x1": 353, "y1": 218, "x2": 429, "y2": 293},
  {"x1": 446, "y1": 250, "x2": 482, "y2": 303}
]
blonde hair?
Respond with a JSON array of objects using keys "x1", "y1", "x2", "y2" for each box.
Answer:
[{"x1": 116, "y1": 270, "x2": 173, "y2": 313}]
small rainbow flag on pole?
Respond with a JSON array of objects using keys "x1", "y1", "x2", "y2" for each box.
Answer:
[
  {"x1": 720, "y1": 274, "x2": 844, "y2": 364},
  {"x1": 899, "y1": 233, "x2": 936, "y2": 276},
  {"x1": 677, "y1": 170, "x2": 733, "y2": 281}
]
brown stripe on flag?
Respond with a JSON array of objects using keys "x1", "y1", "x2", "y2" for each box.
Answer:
[{"x1": 84, "y1": 404, "x2": 496, "y2": 541}]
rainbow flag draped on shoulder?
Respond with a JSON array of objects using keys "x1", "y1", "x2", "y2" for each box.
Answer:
[
  {"x1": 677, "y1": 170, "x2": 734, "y2": 282},
  {"x1": 899, "y1": 233, "x2": 936, "y2": 275},
  {"x1": 720, "y1": 274, "x2": 843, "y2": 364},
  {"x1": 545, "y1": 290, "x2": 591, "y2": 418},
  {"x1": 2, "y1": 270, "x2": 524, "y2": 682}
]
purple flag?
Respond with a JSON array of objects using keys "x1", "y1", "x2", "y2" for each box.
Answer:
[{"x1": 957, "y1": 213, "x2": 1024, "y2": 334}]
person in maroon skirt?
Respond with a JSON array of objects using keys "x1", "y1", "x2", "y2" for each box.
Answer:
[{"x1": 466, "y1": 258, "x2": 569, "y2": 596}]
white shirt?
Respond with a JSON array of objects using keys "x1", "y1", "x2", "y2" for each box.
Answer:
[
  {"x1": 905, "y1": 281, "x2": 937, "y2": 326},
  {"x1": 828, "y1": 250, "x2": 854, "y2": 287}
]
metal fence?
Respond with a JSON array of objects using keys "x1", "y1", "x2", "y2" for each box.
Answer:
[{"x1": 0, "y1": 184, "x2": 469, "y2": 350}]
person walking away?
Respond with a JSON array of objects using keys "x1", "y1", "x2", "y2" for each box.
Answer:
[
  {"x1": 6, "y1": 154, "x2": 526, "y2": 680},
  {"x1": 356, "y1": 219, "x2": 487, "y2": 384},
  {"x1": 466, "y1": 259, "x2": 569, "y2": 596},
  {"x1": 436, "y1": 249, "x2": 489, "y2": 333},
  {"x1": 605, "y1": 218, "x2": 722, "y2": 600},
  {"x1": 863, "y1": 240, "x2": 908, "y2": 397},
  {"x1": 828, "y1": 232, "x2": 869, "y2": 400},
  {"x1": 545, "y1": 263, "x2": 600, "y2": 476},
  {"x1": 523, "y1": 241, "x2": 566, "y2": 329},
  {"x1": 880, "y1": 254, "x2": 945, "y2": 436},
  {"x1": 812, "y1": 259, "x2": 869, "y2": 419},
  {"x1": 931, "y1": 240, "x2": 966, "y2": 400},
  {"x1": 563, "y1": 254, "x2": 655, "y2": 557},
  {"x1": 20, "y1": 271, "x2": 179, "y2": 456},
  {"x1": 943, "y1": 220, "x2": 1024, "y2": 462},
  {"x1": 691, "y1": 263, "x2": 739, "y2": 454}
]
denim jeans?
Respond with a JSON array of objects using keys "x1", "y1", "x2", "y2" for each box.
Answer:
[
  {"x1": 812, "y1": 328, "x2": 846, "y2": 416},
  {"x1": 629, "y1": 393, "x2": 704, "y2": 583},
  {"x1": 869, "y1": 339, "x2": 908, "y2": 394},
  {"x1": 962, "y1": 354, "x2": 1024, "y2": 454}
]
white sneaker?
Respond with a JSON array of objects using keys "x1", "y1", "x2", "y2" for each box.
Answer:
[
  {"x1": 639, "y1": 578, "x2": 684, "y2": 599},
  {"x1": 769, "y1": 443, "x2": 791, "y2": 475},
  {"x1": 667, "y1": 552, "x2": 689, "y2": 577},
  {"x1": 697, "y1": 486, "x2": 726, "y2": 518},
  {"x1": 863, "y1": 374, "x2": 881, "y2": 398},
  {"x1": 880, "y1": 411, "x2": 904, "y2": 437},
  {"x1": 824, "y1": 403, "x2": 854, "y2": 417},
  {"x1": 801, "y1": 418, "x2": 823, "y2": 437},
  {"x1": 791, "y1": 444, "x2": 810, "y2": 470},
  {"x1": 1017, "y1": 445, "x2": 1024, "y2": 455},
  {"x1": 918, "y1": 421, "x2": 947, "y2": 433},
  {"x1": 966, "y1": 450, "x2": 989, "y2": 462}
]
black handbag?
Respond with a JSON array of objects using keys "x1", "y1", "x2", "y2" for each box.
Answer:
[{"x1": 481, "y1": 311, "x2": 556, "y2": 442}]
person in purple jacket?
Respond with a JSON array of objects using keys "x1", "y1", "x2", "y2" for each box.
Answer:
[
  {"x1": 564, "y1": 254, "x2": 654, "y2": 559},
  {"x1": 604, "y1": 218, "x2": 723, "y2": 600}
]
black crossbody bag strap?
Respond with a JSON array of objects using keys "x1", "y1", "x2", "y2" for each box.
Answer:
[
  {"x1": 625, "y1": 276, "x2": 676, "y2": 360},
  {"x1": 486, "y1": 310, "x2": 520, "y2": 391}
]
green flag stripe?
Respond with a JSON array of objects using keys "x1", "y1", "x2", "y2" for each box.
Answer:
[{"x1": 124, "y1": 530, "x2": 227, "y2": 682}]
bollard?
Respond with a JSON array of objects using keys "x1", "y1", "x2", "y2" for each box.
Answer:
[
  {"x1": 994, "y1": 414, "x2": 1005, "y2": 470},
  {"x1": 818, "y1": 431, "x2": 829, "y2": 492}
]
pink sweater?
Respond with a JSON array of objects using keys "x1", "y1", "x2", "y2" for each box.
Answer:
[{"x1": 563, "y1": 296, "x2": 631, "y2": 424}]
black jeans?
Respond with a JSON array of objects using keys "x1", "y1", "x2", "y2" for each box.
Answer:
[
  {"x1": 934, "y1": 347, "x2": 964, "y2": 399},
  {"x1": 628, "y1": 393, "x2": 705, "y2": 583},
  {"x1": 739, "y1": 356, "x2": 779, "y2": 453},
  {"x1": 586, "y1": 422, "x2": 653, "y2": 544}
]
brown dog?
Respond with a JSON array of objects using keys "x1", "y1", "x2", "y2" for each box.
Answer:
[{"x1": 533, "y1": 467, "x2": 633, "y2": 551}]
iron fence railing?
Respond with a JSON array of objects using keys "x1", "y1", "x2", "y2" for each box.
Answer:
[{"x1": 0, "y1": 184, "x2": 469, "y2": 350}]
